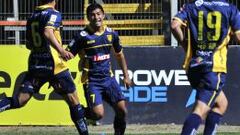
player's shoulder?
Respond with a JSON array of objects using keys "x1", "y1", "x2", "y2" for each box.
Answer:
[
  {"x1": 177, "y1": 1, "x2": 195, "y2": 14},
  {"x1": 44, "y1": 7, "x2": 60, "y2": 13},
  {"x1": 105, "y1": 27, "x2": 114, "y2": 32},
  {"x1": 105, "y1": 26, "x2": 118, "y2": 35},
  {"x1": 78, "y1": 28, "x2": 90, "y2": 38},
  {"x1": 40, "y1": 7, "x2": 60, "y2": 17},
  {"x1": 228, "y1": 3, "x2": 239, "y2": 11},
  {"x1": 48, "y1": 9, "x2": 61, "y2": 17}
]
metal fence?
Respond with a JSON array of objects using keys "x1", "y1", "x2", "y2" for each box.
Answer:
[
  {"x1": 0, "y1": 0, "x2": 85, "y2": 45},
  {"x1": 0, "y1": 0, "x2": 167, "y2": 46},
  {"x1": 178, "y1": 0, "x2": 240, "y2": 7},
  {"x1": 0, "y1": 0, "x2": 239, "y2": 45}
]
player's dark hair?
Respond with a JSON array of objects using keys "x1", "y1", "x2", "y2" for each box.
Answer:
[
  {"x1": 86, "y1": 3, "x2": 104, "y2": 16},
  {"x1": 40, "y1": 0, "x2": 55, "y2": 4}
]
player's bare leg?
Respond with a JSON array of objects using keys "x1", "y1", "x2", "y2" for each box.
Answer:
[
  {"x1": 181, "y1": 100, "x2": 210, "y2": 135},
  {"x1": 193, "y1": 100, "x2": 211, "y2": 119},
  {"x1": 91, "y1": 104, "x2": 104, "y2": 120},
  {"x1": 203, "y1": 91, "x2": 228, "y2": 135},
  {"x1": 211, "y1": 91, "x2": 228, "y2": 115},
  {"x1": 0, "y1": 92, "x2": 32, "y2": 112},
  {"x1": 18, "y1": 92, "x2": 32, "y2": 107},
  {"x1": 113, "y1": 100, "x2": 127, "y2": 135}
]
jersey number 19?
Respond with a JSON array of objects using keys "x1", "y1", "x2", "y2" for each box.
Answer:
[{"x1": 198, "y1": 11, "x2": 222, "y2": 42}]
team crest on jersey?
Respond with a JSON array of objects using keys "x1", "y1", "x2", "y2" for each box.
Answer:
[{"x1": 107, "y1": 34, "x2": 113, "y2": 42}]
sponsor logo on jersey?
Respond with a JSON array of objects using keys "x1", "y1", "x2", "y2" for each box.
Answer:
[
  {"x1": 87, "y1": 40, "x2": 95, "y2": 44},
  {"x1": 93, "y1": 54, "x2": 110, "y2": 61},
  {"x1": 49, "y1": 15, "x2": 57, "y2": 22},
  {"x1": 196, "y1": 50, "x2": 212, "y2": 57}
]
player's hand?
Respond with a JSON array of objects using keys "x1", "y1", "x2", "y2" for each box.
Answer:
[
  {"x1": 123, "y1": 76, "x2": 132, "y2": 89},
  {"x1": 60, "y1": 50, "x2": 74, "y2": 61}
]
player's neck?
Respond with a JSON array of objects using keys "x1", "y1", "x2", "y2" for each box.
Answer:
[
  {"x1": 88, "y1": 24, "x2": 105, "y2": 34},
  {"x1": 48, "y1": 2, "x2": 56, "y2": 9}
]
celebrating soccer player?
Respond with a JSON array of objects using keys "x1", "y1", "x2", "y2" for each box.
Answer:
[
  {"x1": 0, "y1": 0, "x2": 88, "y2": 134},
  {"x1": 67, "y1": 3, "x2": 132, "y2": 135}
]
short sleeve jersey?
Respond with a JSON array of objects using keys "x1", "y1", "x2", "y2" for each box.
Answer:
[
  {"x1": 68, "y1": 26, "x2": 122, "y2": 82},
  {"x1": 174, "y1": 0, "x2": 240, "y2": 72},
  {"x1": 26, "y1": 4, "x2": 67, "y2": 76}
]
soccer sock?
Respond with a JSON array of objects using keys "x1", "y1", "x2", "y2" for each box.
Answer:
[
  {"x1": 70, "y1": 104, "x2": 88, "y2": 135},
  {"x1": 181, "y1": 113, "x2": 202, "y2": 135},
  {"x1": 0, "y1": 97, "x2": 11, "y2": 112},
  {"x1": 113, "y1": 116, "x2": 126, "y2": 135},
  {"x1": 0, "y1": 97, "x2": 20, "y2": 112},
  {"x1": 203, "y1": 111, "x2": 222, "y2": 135}
]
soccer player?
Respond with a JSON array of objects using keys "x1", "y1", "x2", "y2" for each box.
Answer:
[
  {"x1": 67, "y1": 3, "x2": 132, "y2": 135},
  {"x1": 171, "y1": 0, "x2": 240, "y2": 134},
  {"x1": 0, "y1": 0, "x2": 88, "y2": 134}
]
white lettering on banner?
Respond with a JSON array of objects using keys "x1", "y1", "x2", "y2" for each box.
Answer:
[
  {"x1": 151, "y1": 70, "x2": 174, "y2": 85},
  {"x1": 115, "y1": 70, "x2": 190, "y2": 86},
  {"x1": 115, "y1": 70, "x2": 133, "y2": 84},
  {"x1": 175, "y1": 70, "x2": 190, "y2": 85},
  {"x1": 133, "y1": 70, "x2": 152, "y2": 85}
]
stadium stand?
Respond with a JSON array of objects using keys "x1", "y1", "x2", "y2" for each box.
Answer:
[
  {"x1": 93, "y1": 1, "x2": 165, "y2": 46},
  {"x1": 0, "y1": 0, "x2": 166, "y2": 46},
  {"x1": 0, "y1": 0, "x2": 239, "y2": 45}
]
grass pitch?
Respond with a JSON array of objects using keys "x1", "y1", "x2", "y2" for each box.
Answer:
[{"x1": 0, "y1": 124, "x2": 240, "y2": 135}]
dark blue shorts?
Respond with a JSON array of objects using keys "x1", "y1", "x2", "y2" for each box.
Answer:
[
  {"x1": 83, "y1": 77, "x2": 125, "y2": 108},
  {"x1": 20, "y1": 69, "x2": 76, "y2": 95},
  {"x1": 187, "y1": 69, "x2": 226, "y2": 107}
]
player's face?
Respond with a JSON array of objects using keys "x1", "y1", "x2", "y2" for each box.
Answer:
[{"x1": 88, "y1": 8, "x2": 105, "y2": 28}]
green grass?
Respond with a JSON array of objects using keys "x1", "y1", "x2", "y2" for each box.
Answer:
[
  {"x1": 0, "y1": 132, "x2": 240, "y2": 135},
  {"x1": 0, "y1": 125, "x2": 239, "y2": 135}
]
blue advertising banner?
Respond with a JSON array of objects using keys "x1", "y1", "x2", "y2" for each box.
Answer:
[
  {"x1": 1, "y1": 46, "x2": 240, "y2": 125},
  {"x1": 101, "y1": 46, "x2": 240, "y2": 125}
]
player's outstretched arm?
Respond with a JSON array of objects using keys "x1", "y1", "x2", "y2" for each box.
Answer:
[
  {"x1": 171, "y1": 19, "x2": 187, "y2": 52},
  {"x1": 113, "y1": 50, "x2": 132, "y2": 89},
  {"x1": 44, "y1": 28, "x2": 74, "y2": 60}
]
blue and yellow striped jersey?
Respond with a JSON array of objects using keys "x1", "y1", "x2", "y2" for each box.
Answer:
[
  {"x1": 68, "y1": 26, "x2": 122, "y2": 83},
  {"x1": 174, "y1": 0, "x2": 240, "y2": 73},
  {"x1": 26, "y1": 4, "x2": 67, "y2": 75}
]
